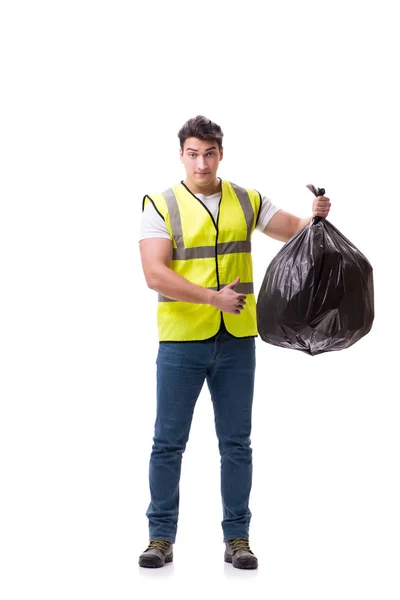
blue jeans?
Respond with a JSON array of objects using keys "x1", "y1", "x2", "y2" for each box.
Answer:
[{"x1": 145, "y1": 329, "x2": 256, "y2": 543}]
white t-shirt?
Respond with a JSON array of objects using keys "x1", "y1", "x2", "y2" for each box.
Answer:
[{"x1": 139, "y1": 187, "x2": 281, "y2": 240}]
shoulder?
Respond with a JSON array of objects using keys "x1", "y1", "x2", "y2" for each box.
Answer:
[
  {"x1": 140, "y1": 199, "x2": 171, "y2": 241},
  {"x1": 225, "y1": 180, "x2": 261, "y2": 199},
  {"x1": 142, "y1": 194, "x2": 166, "y2": 220},
  {"x1": 142, "y1": 183, "x2": 182, "y2": 209}
]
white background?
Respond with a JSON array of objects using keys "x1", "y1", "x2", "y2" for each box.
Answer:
[{"x1": 1, "y1": 1, "x2": 399, "y2": 598}]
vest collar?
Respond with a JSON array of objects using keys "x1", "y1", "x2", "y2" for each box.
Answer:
[{"x1": 179, "y1": 177, "x2": 224, "y2": 200}]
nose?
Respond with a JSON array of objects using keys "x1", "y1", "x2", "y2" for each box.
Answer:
[{"x1": 197, "y1": 156, "x2": 207, "y2": 171}]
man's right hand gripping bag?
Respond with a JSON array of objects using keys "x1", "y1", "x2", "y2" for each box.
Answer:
[{"x1": 256, "y1": 185, "x2": 374, "y2": 356}]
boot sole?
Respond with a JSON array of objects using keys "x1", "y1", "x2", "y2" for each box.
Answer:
[
  {"x1": 139, "y1": 553, "x2": 173, "y2": 568},
  {"x1": 224, "y1": 552, "x2": 258, "y2": 570}
]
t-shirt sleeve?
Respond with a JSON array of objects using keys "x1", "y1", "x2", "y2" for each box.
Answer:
[
  {"x1": 139, "y1": 201, "x2": 172, "y2": 241},
  {"x1": 256, "y1": 195, "x2": 281, "y2": 232}
]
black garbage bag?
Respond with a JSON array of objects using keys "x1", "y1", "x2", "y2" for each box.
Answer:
[{"x1": 256, "y1": 185, "x2": 374, "y2": 356}]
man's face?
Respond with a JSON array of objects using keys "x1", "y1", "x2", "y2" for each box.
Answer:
[{"x1": 180, "y1": 137, "x2": 223, "y2": 188}]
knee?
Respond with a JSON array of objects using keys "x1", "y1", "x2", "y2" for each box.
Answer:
[
  {"x1": 218, "y1": 435, "x2": 252, "y2": 458},
  {"x1": 152, "y1": 419, "x2": 190, "y2": 455},
  {"x1": 152, "y1": 435, "x2": 187, "y2": 456}
]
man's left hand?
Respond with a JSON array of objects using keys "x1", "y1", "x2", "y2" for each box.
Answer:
[{"x1": 312, "y1": 195, "x2": 331, "y2": 218}]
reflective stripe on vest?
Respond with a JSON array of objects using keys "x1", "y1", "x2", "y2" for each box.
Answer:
[
  {"x1": 163, "y1": 187, "x2": 184, "y2": 248},
  {"x1": 159, "y1": 281, "x2": 254, "y2": 302},
  {"x1": 172, "y1": 240, "x2": 251, "y2": 260},
  {"x1": 230, "y1": 182, "x2": 254, "y2": 241}
]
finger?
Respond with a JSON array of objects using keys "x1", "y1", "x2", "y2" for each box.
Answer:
[
  {"x1": 227, "y1": 276, "x2": 240, "y2": 289},
  {"x1": 314, "y1": 203, "x2": 330, "y2": 211}
]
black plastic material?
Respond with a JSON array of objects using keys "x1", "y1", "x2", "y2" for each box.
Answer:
[{"x1": 256, "y1": 187, "x2": 374, "y2": 356}]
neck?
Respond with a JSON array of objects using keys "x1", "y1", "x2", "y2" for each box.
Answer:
[{"x1": 183, "y1": 177, "x2": 221, "y2": 197}]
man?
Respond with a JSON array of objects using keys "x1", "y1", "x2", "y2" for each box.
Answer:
[{"x1": 138, "y1": 115, "x2": 331, "y2": 569}]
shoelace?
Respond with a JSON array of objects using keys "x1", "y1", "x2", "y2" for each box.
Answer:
[
  {"x1": 147, "y1": 540, "x2": 170, "y2": 553},
  {"x1": 229, "y1": 538, "x2": 253, "y2": 553}
]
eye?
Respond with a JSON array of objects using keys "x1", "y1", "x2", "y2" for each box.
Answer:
[
  {"x1": 189, "y1": 153, "x2": 196, "y2": 159},
  {"x1": 207, "y1": 152, "x2": 215, "y2": 157}
]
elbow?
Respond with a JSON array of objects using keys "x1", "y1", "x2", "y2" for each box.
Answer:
[
  {"x1": 145, "y1": 273, "x2": 158, "y2": 290},
  {"x1": 144, "y1": 269, "x2": 163, "y2": 291}
]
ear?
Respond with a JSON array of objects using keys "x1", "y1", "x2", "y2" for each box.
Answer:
[
  {"x1": 219, "y1": 146, "x2": 224, "y2": 161},
  {"x1": 179, "y1": 147, "x2": 184, "y2": 163}
]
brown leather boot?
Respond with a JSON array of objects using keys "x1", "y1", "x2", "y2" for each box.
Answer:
[
  {"x1": 224, "y1": 538, "x2": 258, "y2": 569},
  {"x1": 138, "y1": 540, "x2": 173, "y2": 568}
]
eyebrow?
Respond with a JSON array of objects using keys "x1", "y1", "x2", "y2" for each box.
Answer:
[{"x1": 186, "y1": 146, "x2": 217, "y2": 152}]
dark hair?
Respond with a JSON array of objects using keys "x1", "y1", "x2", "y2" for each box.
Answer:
[{"x1": 178, "y1": 115, "x2": 224, "y2": 150}]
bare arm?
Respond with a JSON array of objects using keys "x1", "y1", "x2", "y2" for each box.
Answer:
[
  {"x1": 263, "y1": 195, "x2": 331, "y2": 242},
  {"x1": 263, "y1": 210, "x2": 311, "y2": 242},
  {"x1": 140, "y1": 238, "x2": 214, "y2": 303},
  {"x1": 139, "y1": 238, "x2": 246, "y2": 314}
]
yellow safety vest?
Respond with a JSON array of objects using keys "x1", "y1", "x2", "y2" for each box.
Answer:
[{"x1": 143, "y1": 179, "x2": 262, "y2": 341}]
